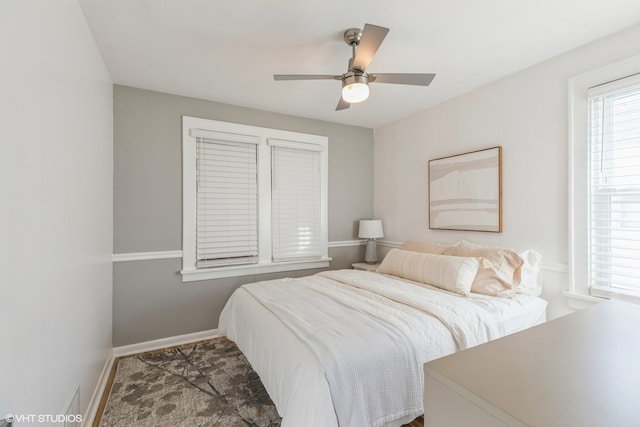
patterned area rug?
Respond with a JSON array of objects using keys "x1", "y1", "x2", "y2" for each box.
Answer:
[
  {"x1": 97, "y1": 336, "x2": 423, "y2": 427},
  {"x1": 98, "y1": 337, "x2": 281, "y2": 426}
]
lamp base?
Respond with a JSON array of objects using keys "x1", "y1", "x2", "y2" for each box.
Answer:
[{"x1": 364, "y1": 239, "x2": 378, "y2": 264}]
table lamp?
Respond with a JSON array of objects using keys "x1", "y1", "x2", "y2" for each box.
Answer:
[{"x1": 358, "y1": 220, "x2": 384, "y2": 264}]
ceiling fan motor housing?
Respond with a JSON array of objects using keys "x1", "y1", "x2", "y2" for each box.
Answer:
[{"x1": 342, "y1": 71, "x2": 368, "y2": 88}]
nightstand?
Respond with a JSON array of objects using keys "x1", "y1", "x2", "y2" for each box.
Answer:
[{"x1": 352, "y1": 262, "x2": 380, "y2": 271}]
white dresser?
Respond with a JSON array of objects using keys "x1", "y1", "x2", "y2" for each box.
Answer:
[{"x1": 424, "y1": 300, "x2": 640, "y2": 427}]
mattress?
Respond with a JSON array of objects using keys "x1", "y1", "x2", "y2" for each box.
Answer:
[
  {"x1": 464, "y1": 290, "x2": 547, "y2": 335},
  {"x1": 218, "y1": 269, "x2": 547, "y2": 427}
]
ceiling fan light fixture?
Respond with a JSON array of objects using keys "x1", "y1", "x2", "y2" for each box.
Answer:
[
  {"x1": 273, "y1": 24, "x2": 435, "y2": 111},
  {"x1": 342, "y1": 74, "x2": 369, "y2": 103},
  {"x1": 342, "y1": 82, "x2": 369, "y2": 103}
]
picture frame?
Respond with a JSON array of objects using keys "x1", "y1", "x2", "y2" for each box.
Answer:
[{"x1": 428, "y1": 146, "x2": 502, "y2": 232}]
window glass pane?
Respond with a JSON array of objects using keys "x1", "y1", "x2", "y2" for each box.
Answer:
[
  {"x1": 271, "y1": 146, "x2": 322, "y2": 262},
  {"x1": 196, "y1": 137, "x2": 258, "y2": 267},
  {"x1": 588, "y1": 82, "x2": 640, "y2": 295}
]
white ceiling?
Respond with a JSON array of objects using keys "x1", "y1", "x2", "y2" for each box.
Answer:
[{"x1": 80, "y1": 0, "x2": 640, "y2": 129}]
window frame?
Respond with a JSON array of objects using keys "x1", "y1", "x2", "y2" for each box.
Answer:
[
  {"x1": 181, "y1": 116, "x2": 330, "y2": 282},
  {"x1": 587, "y1": 77, "x2": 640, "y2": 297},
  {"x1": 568, "y1": 55, "x2": 640, "y2": 306}
]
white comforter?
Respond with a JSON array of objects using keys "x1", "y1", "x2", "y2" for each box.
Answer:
[{"x1": 219, "y1": 270, "x2": 505, "y2": 427}]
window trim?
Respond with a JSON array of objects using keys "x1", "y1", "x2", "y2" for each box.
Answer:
[
  {"x1": 568, "y1": 54, "x2": 640, "y2": 303},
  {"x1": 587, "y1": 76, "x2": 640, "y2": 298},
  {"x1": 181, "y1": 116, "x2": 330, "y2": 282}
]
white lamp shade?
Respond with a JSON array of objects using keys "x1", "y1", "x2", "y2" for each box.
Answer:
[
  {"x1": 342, "y1": 82, "x2": 369, "y2": 104},
  {"x1": 358, "y1": 220, "x2": 384, "y2": 239}
]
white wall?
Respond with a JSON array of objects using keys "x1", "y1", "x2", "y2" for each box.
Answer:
[
  {"x1": 0, "y1": 0, "x2": 113, "y2": 423},
  {"x1": 374, "y1": 24, "x2": 640, "y2": 320}
]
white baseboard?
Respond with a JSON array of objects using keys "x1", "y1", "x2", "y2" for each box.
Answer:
[
  {"x1": 82, "y1": 350, "x2": 114, "y2": 427},
  {"x1": 113, "y1": 329, "x2": 221, "y2": 358}
]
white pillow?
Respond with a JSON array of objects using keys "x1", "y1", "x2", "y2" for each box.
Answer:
[
  {"x1": 458, "y1": 240, "x2": 542, "y2": 296},
  {"x1": 443, "y1": 245, "x2": 523, "y2": 297},
  {"x1": 515, "y1": 248, "x2": 542, "y2": 296},
  {"x1": 377, "y1": 248, "x2": 480, "y2": 296}
]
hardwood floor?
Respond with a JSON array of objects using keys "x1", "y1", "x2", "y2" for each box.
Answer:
[{"x1": 404, "y1": 415, "x2": 424, "y2": 426}]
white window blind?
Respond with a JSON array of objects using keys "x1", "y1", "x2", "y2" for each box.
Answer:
[
  {"x1": 588, "y1": 75, "x2": 640, "y2": 296},
  {"x1": 270, "y1": 140, "x2": 323, "y2": 262},
  {"x1": 196, "y1": 136, "x2": 258, "y2": 267},
  {"x1": 183, "y1": 116, "x2": 329, "y2": 281}
]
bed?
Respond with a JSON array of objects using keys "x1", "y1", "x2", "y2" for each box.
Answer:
[{"x1": 218, "y1": 241, "x2": 548, "y2": 427}]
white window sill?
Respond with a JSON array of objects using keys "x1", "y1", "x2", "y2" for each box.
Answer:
[
  {"x1": 563, "y1": 291, "x2": 608, "y2": 310},
  {"x1": 563, "y1": 290, "x2": 640, "y2": 311},
  {"x1": 181, "y1": 257, "x2": 331, "y2": 282}
]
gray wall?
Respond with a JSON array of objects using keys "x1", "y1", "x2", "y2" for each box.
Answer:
[{"x1": 113, "y1": 85, "x2": 374, "y2": 346}]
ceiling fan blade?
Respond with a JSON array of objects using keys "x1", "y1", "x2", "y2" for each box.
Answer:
[
  {"x1": 336, "y1": 96, "x2": 350, "y2": 111},
  {"x1": 372, "y1": 73, "x2": 436, "y2": 86},
  {"x1": 352, "y1": 24, "x2": 389, "y2": 71},
  {"x1": 274, "y1": 74, "x2": 338, "y2": 81}
]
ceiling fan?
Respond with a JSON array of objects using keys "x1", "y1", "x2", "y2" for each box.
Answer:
[{"x1": 274, "y1": 23, "x2": 436, "y2": 111}]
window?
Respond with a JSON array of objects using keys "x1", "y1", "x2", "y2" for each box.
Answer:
[
  {"x1": 270, "y1": 140, "x2": 324, "y2": 262},
  {"x1": 569, "y1": 57, "x2": 640, "y2": 305},
  {"x1": 587, "y1": 76, "x2": 640, "y2": 297},
  {"x1": 194, "y1": 130, "x2": 259, "y2": 268},
  {"x1": 182, "y1": 116, "x2": 329, "y2": 281}
]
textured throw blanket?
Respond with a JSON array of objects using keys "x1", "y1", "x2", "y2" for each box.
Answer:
[{"x1": 242, "y1": 270, "x2": 502, "y2": 427}]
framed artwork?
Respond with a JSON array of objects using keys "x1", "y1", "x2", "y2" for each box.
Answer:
[{"x1": 428, "y1": 146, "x2": 502, "y2": 232}]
